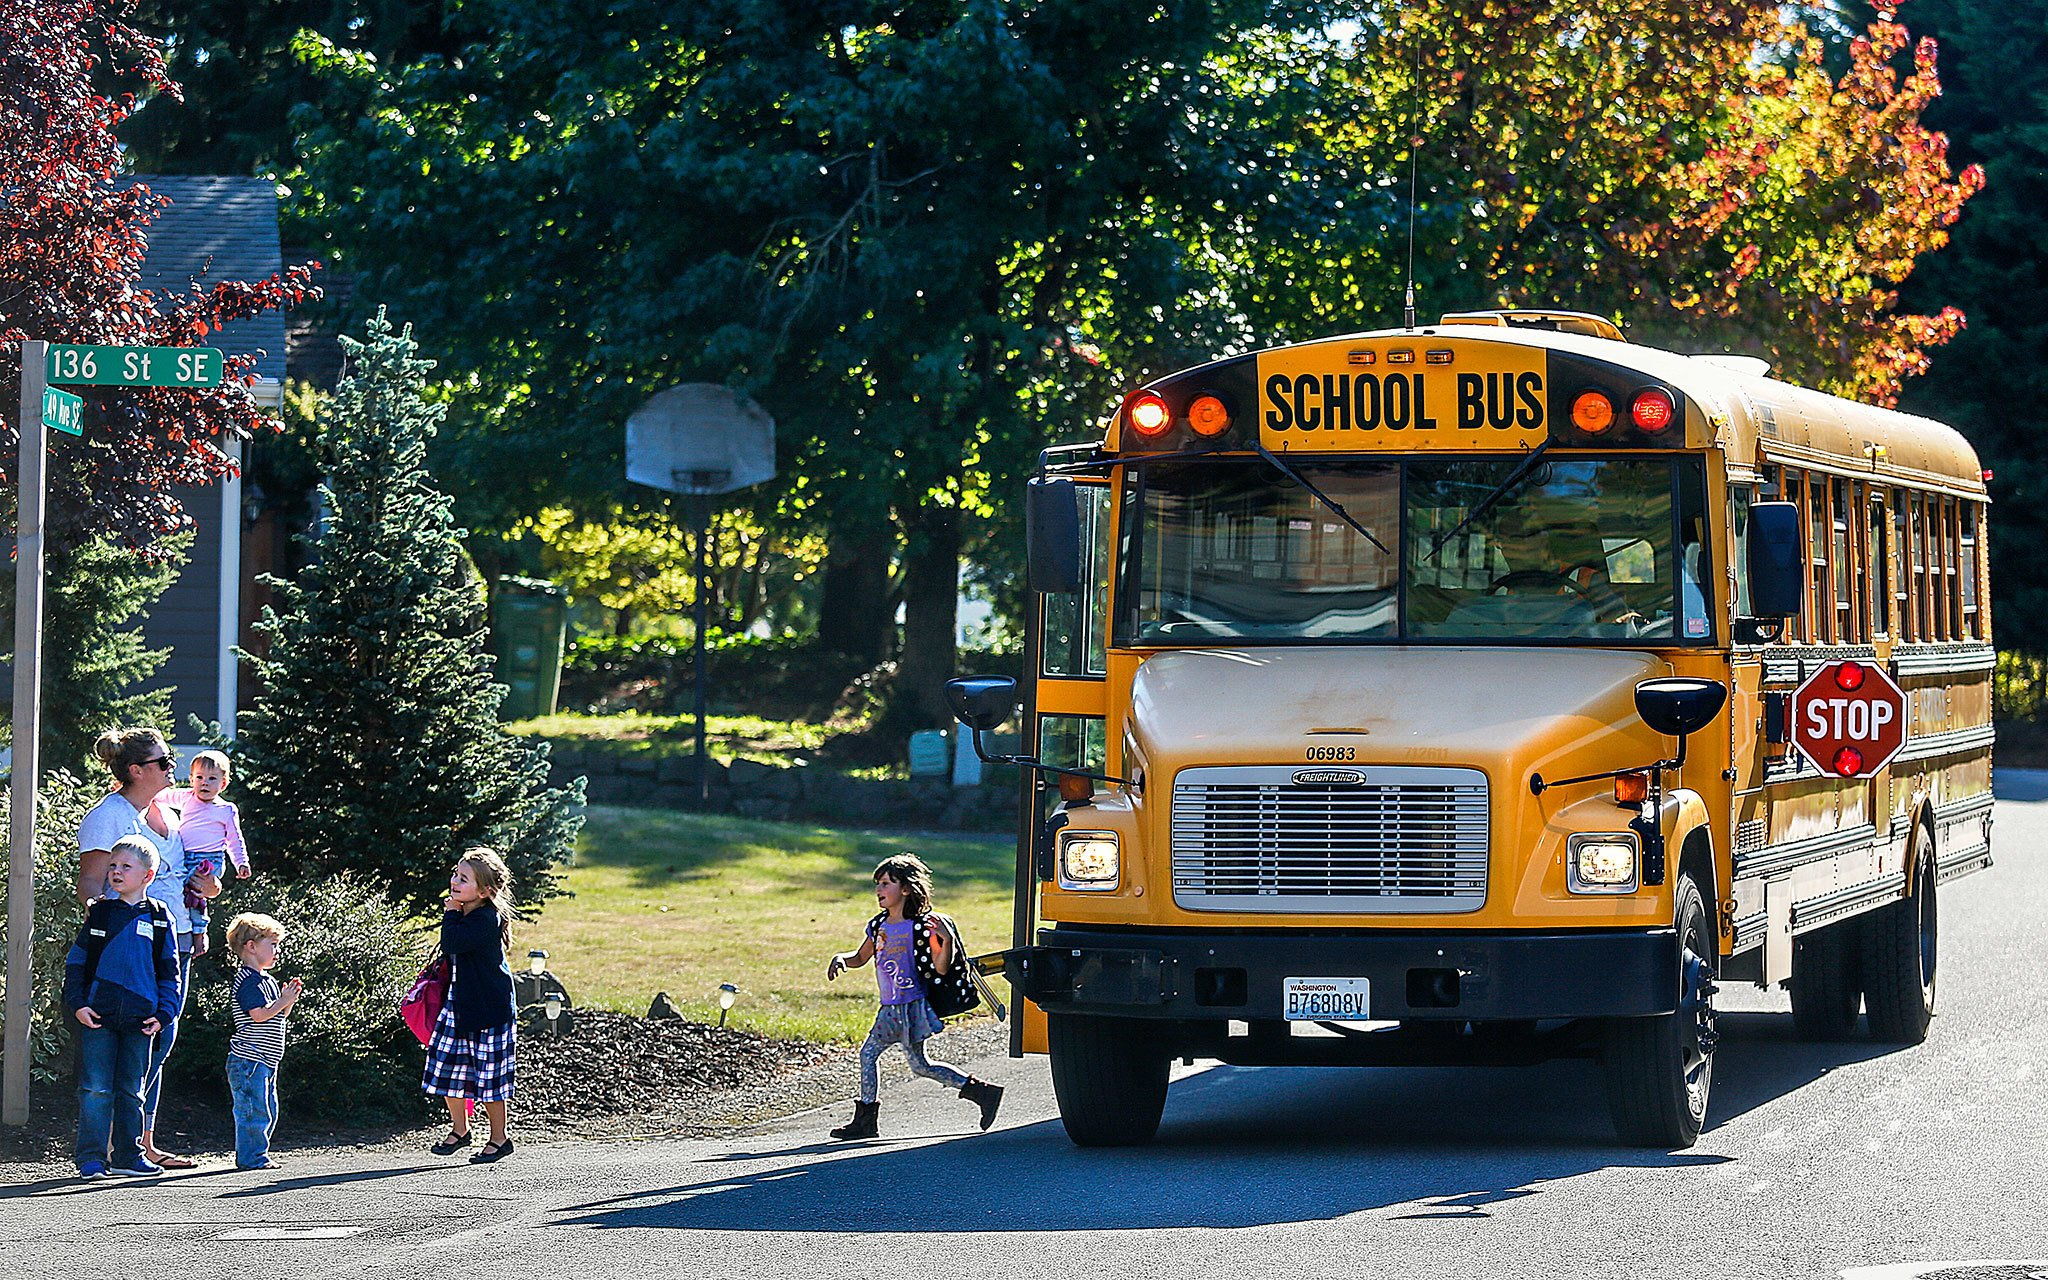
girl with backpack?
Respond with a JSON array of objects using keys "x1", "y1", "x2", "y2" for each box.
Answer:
[{"x1": 823, "y1": 853, "x2": 1003, "y2": 1139}]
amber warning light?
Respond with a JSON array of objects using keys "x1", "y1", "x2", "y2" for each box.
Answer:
[{"x1": 1187, "y1": 394, "x2": 1232, "y2": 437}]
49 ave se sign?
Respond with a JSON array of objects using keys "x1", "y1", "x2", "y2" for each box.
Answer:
[{"x1": 1792, "y1": 660, "x2": 1909, "y2": 778}]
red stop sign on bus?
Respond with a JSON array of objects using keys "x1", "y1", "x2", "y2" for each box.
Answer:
[{"x1": 1791, "y1": 660, "x2": 1908, "y2": 777}]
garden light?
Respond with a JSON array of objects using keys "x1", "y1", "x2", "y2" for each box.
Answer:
[
  {"x1": 717, "y1": 982, "x2": 739, "y2": 1027},
  {"x1": 529, "y1": 949, "x2": 549, "y2": 977}
]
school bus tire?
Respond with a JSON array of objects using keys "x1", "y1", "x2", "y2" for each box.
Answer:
[
  {"x1": 1602, "y1": 874, "x2": 1716, "y2": 1149},
  {"x1": 1788, "y1": 917, "x2": 1864, "y2": 1041},
  {"x1": 1047, "y1": 1013, "x2": 1170, "y2": 1147},
  {"x1": 1861, "y1": 833, "x2": 1937, "y2": 1045}
]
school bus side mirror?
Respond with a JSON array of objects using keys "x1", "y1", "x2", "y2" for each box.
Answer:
[
  {"x1": 1745, "y1": 501, "x2": 1804, "y2": 619},
  {"x1": 1635, "y1": 677, "x2": 1728, "y2": 745},
  {"x1": 945, "y1": 675, "x2": 1019, "y2": 733},
  {"x1": 1027, "y1": 477, "x2": 1083, "y2": 594}
]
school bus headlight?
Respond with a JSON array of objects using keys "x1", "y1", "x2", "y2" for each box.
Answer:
[
  {"x1": 1059, "y1": 831, "x2": 1120, "y2": 889},
  {"x1": 1568, "y1": 834, "x2": 1638, "y2": 893}
]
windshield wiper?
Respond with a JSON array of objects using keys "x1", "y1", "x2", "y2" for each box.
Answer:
[
  {"x1": 1250, "y1": 441, "x2": 1390, "y2": 555},
  {"x1": 1422, "y1": 438, "x2": 1554, "y2": 563}
]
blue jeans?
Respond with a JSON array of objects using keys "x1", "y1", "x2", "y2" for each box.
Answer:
[
  {"x1": 141, "y1": 947, "x2": 191, "y2": 1132},
  {"x1": 226, "y1": 1055, "x2": 279, "y2": 1167},
  {"x1": 76, "y1": 1023, "x2": 152, "y2": 1169}
]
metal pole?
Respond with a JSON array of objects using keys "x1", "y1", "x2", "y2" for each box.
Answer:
[
  {"x1": 693, "y1": 494, "x2": 709, "y2": 807},
  {"x1": 5, "y1": 340, "x2": 49, "y2": 1127}
]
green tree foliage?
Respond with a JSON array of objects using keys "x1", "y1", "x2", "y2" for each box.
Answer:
[
  {"x1": 119, "y1": 0, "x2": 473, "y2": 174},
  {"x1": 280, "y1": 1, "x2": 1980, "y2": 731},
  {"x1": 1887, "y1": 0, "x2": 2048, "y2": 650},
  {"x1": 235, "y1": 311, "x2": 584, "y2": 917},
  {"x1": 510, "y1": 504, "x2": 825, "y2": 639},
  {"x1": 0, "y1": 769, "x2": 98, "y2": 1081},
  {"x1": 39, "y1": 536, "x2": 188, "y2": 776},
  {"x1": 1226, "y1": 2, "x2": 1981, "y2": 403}
]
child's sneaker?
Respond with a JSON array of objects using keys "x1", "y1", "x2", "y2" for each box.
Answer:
[
  {"x1": 110, "y1": 1156, "x2": 164, "y2": 1178},
  {"x1": 77, "y1": 1160, "x2": 107, "y2": 1181}
]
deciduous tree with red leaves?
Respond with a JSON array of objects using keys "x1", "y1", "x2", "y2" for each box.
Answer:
[
  {"x1": 1, "y1": 0, "x2": 317, "y2": 771},
  {"x1": 0, "y1": 0, "x2": 317, "y2": 549}
]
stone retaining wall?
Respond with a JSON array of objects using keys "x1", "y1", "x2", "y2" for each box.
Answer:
[{"x1": 544, "y1": 748, "x2": 1020, "y2": 831}]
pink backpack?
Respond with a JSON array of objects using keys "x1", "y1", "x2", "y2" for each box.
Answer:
[{"x1": 400, "y1": 955, "x2": 450, "y2": 1045}]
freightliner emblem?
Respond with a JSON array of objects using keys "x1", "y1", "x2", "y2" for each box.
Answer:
[{"x1": 1293, "y1": 769, "x2": 1365, "y2": 786}]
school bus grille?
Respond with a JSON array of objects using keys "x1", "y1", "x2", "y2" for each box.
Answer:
[{"x1": 1170, "y1": 765, "x2": 1489, "y2": 913}]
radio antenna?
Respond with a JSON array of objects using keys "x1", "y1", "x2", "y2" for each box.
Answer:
[{"x1": 1402, "y1": 26, "x2": 1424, "y2": 331}]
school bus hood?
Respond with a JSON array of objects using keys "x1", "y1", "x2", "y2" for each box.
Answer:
[{"x1": 1127, "y1": 646, "x2": 1670, "y2": 783}]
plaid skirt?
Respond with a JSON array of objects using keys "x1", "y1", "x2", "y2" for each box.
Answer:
[{"x1": 421, "y1": 1003, "x2": 516, "y2": 1102}]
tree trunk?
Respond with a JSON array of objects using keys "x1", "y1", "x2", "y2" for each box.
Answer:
[
  {"x1": 817, "y1": 519, "x2": 895, "y2": 662},
  {"x1": 895, "y1": 506, "x2": 960, "y2": 732}
]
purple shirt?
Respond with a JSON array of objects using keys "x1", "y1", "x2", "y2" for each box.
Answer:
[{"x1": 874, "y1": 920, "x2": 926, "y2": 1006}]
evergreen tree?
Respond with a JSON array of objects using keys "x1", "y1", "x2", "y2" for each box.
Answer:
[
  {"x1": 1889, "y1": 0, "x2": 2048, "y2": 650},
  {"x1": 234, "y1": 311, "x2": 583, "y2": 917},
  {"x1": 39, "y1": 536, "x2": 188, "y2": 775}
]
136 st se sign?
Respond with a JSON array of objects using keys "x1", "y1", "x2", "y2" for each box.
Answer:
[{"x1": 1792, "y1": 660, "x2": 1909, "y2": 777}]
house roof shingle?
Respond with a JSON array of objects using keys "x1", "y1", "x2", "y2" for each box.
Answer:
[{"x1": 118, "y1": 175, "x2": 288, "y2": 383}]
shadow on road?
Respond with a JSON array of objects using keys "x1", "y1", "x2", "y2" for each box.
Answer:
[{"x1": 548, "y1": 1012, "x2": 1895, "y2": 1234}]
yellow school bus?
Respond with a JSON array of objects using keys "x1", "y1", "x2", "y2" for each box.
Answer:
[{"x1": 947, "y1": 309, "x2": 1994, "y2": 1148}]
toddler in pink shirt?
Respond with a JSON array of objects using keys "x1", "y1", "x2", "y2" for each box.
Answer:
[{"x1": 163, "y1": 750, "x2": 252, "y2": 950}]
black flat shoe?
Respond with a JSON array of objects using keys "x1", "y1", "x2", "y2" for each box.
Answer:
[
  {"x1": 469, "y1": 1140, "x2": 514, "y2": 1164},
  {"x1": 430, "y1": 1130, "x2": 472, "y2": 1155}
]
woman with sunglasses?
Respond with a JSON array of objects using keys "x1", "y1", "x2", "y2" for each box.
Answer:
[{"x1": 78, "y1": 726, "x2": 199, "y2": 1170}]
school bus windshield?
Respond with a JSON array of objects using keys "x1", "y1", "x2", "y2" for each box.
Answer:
[{"x1": 1121, "y1": 456, "x2": 1709, "y2": 645}]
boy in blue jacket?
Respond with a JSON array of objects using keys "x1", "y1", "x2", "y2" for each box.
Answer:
[{"x1": 63, "y1": 836, "x2": 182, "y2": 1179}]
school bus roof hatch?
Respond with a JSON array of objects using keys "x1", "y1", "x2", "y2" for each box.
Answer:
[{"x1": 1439, "y1": 310, "x2": 1625, "y2": 342}]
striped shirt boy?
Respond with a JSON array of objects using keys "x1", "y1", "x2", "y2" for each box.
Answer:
[{"x1": 230, "y1": 967, "x2": 289, "y2": 1068}]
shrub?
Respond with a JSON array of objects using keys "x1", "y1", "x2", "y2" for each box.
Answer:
[
  {"x1": 171, "y1": 875, "x2": 433, "y2": 1122},
  {"x1": 0, "y1": 770, "x2": 99, "y2": 1081}
]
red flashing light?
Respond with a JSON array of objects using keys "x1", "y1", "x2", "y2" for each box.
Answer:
[
  {"x1": 1834, "y1": 662, "x2": 1867, "y2": 692},
  {"x1": 1631, "y1": 389, "x2": 1676, "y2": 433},
  {"x1": 1127, "y1": 391, "x2": 1171, "y2": 437},
  {"x1": 1831, "y1": 745, "x2": 1864, "y2": 776},
  {"x1": 1982, "y1": 469, "x2": 1994, "y2": 482}
]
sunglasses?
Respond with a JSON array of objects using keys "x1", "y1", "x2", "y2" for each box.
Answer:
[{"x1": 141, "y1": 755, "x2": 176, "y2": 771}]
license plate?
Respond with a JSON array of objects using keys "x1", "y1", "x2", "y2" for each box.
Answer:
[{"x1": 1283, "y1": 976, "x2": 1371, "y2": 1021}]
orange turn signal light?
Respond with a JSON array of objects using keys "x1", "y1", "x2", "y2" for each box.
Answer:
[
  {"x1": 1058, "y1": 773, "x2": 1096, "y2": 803},
  {"x1": 1614, "y1": 771, "x2": 1649, "y2": 805},
  {"x1": 1572, "y1": 390, "x2": 1615, "y2": 434},
  {"x1": 1127, "y1": 391, "x2": 1171, "y2": 437},
  {"x1": 1187, "y1": 394, "x2": 1232, "y2": 437}
]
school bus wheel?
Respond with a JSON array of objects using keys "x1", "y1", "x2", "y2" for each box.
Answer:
[
  {"x1": 1788, "y1": 916, "x2": 1864, "y2": 1041},
  {"x1": 1047, "y1": 1013, "x2": 1171, "y2": 1147},
  {"x1": 1861, "y1": 834, "x2": 1938, "y2": 1045},
  {"x1": 1601, "y1": 874, "x2": 1718, "y2": 1148}
]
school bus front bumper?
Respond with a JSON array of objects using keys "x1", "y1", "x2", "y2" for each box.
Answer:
[{"x1": 1006, "y1": 926, "x2": 1681, "y2": 1022}]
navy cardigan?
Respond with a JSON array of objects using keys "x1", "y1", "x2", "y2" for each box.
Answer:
[{"x1": 441, "y1": 902, "x2": 517, "y2": 1033}]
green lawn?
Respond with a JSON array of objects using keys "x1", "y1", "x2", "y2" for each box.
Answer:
[
  {"x1": 506, "y1": 711, "x2": 833, "y2": 764},
  {"x1": 518, "y1": 805, "x2": 1014, "y2": 1042}
]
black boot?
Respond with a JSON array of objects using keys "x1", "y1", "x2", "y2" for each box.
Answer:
[
  {"x1": 959, "y1": 1078, "x2": 1004, "y2": 1131},
  {"x1": 830, "y1": 1100, "x2": 879, "y2": 1140}
]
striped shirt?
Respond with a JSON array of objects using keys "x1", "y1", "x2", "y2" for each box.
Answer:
[{"x1": 229, "y1": 967, "x2": 288, "y2": 1068}]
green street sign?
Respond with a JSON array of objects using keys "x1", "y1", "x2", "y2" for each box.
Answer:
[
  {"x1": 41, "y1": 386, "x2": 83, "y2": 437},
  {"x1": 45, "y1": 344, "x2": 224, "y2": 388}
]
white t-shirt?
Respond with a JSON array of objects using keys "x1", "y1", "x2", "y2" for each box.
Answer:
[{"x1": 77, "y1": 791, "x2": 190, "y2": 940}]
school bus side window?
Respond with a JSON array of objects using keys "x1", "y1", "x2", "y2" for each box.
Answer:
[{"x1": 1040, "y1": 483, "x2": 1111, "y2": 678}]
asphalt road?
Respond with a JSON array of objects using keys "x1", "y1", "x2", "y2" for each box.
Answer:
[{"x1": 8, "y1": 776, "x2": 2048, "y2": 1280}]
